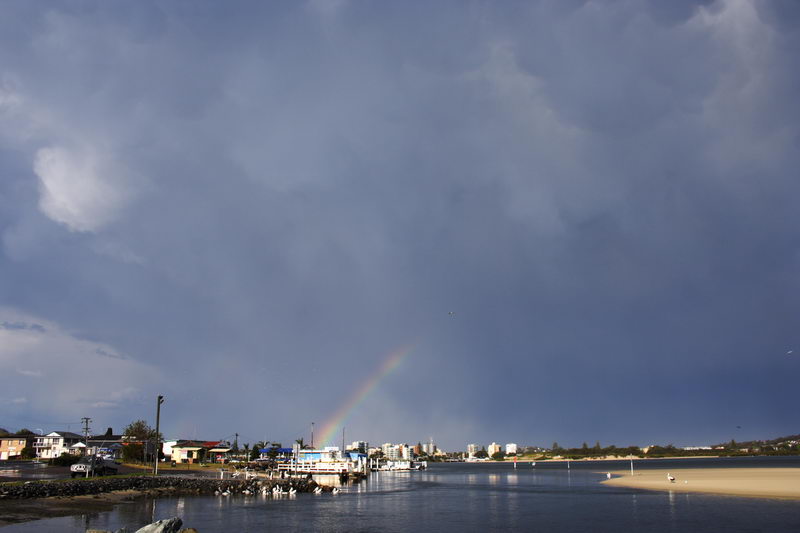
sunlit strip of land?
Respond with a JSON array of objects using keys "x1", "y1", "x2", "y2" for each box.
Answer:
[{"x1": 602, "y1": 467, "x2": 800, "y2": 500}]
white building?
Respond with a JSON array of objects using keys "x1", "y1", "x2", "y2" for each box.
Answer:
[
  {"x1": 350, "y1": 441, "x2": 369, "y2": 453},
  {"x1": 467, "y1": 443, "x2": 479, "y2": 458},
  {"x1": 34, "y1": 432, "x2": 83, "y2": 459},
  {"x1": 487, "y1": 442, "x2": 502, "y2": 457},
  {"x1": 505, "y1": 443, "x2": 518, "y2": 455}
]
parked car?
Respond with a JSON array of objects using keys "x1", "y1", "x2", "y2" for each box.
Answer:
[{"x1": 70, "y1": 456, "x2": 119, "y2": 477}]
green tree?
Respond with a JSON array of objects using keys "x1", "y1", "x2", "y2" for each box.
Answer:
[
  {"x1": 122, "y1": 442, "x2": 144, "y2": 463},
  {"x1": 250, "y1": 441, "x2": 268, "y2": 461},
  {"x1": 551, "y1": 442, "x2": 560, "y2": 451},
  {"x1": 475, "y1": 448, "x2": 489, "y2": 458},
  {"x1": 17, "y1": 428, "x2": 36, "y2": 436},
  {"x1": 0, "y1": 428, "x2": 9, "y2": 437},
  {"x1": 21, "y1": 446, "x2": 36, "y2": 459},
  {"x1": 123, "y1": 420, "x2": 160, "y2": 441},
  {"x1": 491, "y1": 451, "x2": 506, "y2": 461}
]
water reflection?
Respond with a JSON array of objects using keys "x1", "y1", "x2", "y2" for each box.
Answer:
[{"x1": 5, "y1": 460, "x2": 800, "y2": 533}]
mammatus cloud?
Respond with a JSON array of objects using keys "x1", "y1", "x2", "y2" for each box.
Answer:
[{"x1": 34, "y1": 146, "x2": 128, "y2": 232}]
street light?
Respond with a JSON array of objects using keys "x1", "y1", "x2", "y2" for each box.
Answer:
[{"x1": 154, "y1": 395, "x2": 164, "y2": 475}]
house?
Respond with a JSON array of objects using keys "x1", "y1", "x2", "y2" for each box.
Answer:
[
  {"x1": 33, "y1": 431, "x2": 83, "y2": 459},
  {"x1": 69, "y1": 429, "x2": 128, "y2": 459},
  {"x1": 170, "y1": 440, "x2": 229, "y2": 464},
  {"x1": 0, "y1": 434, "x2": 37, "y2": 460}
]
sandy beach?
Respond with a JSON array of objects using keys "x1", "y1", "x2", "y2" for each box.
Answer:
[{"x1": 602, "y1": 467, "x2": 800, "y2": 500}]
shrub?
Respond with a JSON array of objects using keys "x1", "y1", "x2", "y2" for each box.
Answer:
[{"x1": 50, "y1": 452, "x2": 80, "y2": 466}]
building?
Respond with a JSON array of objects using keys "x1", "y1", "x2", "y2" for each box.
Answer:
[
  {"x1": 384, "y1": 444, "x2": 401, "y2": 460},
  {"x1": 467, "y1": 443, "x2": 479, "y2": 458},
  {"x1": 487, "y1": 442, "x2": 502, "y2": 457},
  {"x1": 34, "y1": 432, "x2": 83, "y2": 459},
  {"x1": 0, "y1": 434, "x2": 36, "y2": 460},
  {"x1": 505, "y1": 443, "x2": 518, "y2": 455},
  {"x1": 170, "y1": 440, "x2": 229, "y2": 464},
  {"x1": 349, "y1": 441, "x2": 369, "y2": 453}
]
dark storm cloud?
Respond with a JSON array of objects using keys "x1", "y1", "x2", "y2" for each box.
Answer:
[{"x1": 0, "y1": 0, "x2": 798, "y2": 449}]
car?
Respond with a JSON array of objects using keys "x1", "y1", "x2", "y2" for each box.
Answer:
[{"x1": 70, "y1": 456, "x2": 119, "y2": 478}]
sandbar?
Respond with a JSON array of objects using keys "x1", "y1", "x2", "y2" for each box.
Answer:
[{"x1": 602, "y1": 467, "x2": 800, "y2": 500}]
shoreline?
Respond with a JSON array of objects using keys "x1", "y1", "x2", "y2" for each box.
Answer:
[{"x1": 602, "y1": 467, "x2": 800, "y2": 500}]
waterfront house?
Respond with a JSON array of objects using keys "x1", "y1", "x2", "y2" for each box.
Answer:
[
  {"x1": 0, "y1": 434, "x2": 36, "y2": 460},
  {"x1": 170, "y1": 440, "x2": 228, "y2": 464},
  {"x1": 33, "y1": 431, "x2": 83, "y2": 459}
]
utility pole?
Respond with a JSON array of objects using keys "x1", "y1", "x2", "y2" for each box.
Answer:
[
  {"x1": 81, "y1": 417, "x2": 91, "y2": 478},
  {"x1": 154, "y1": 395, "x2": 164, "y2": 476},
  {"x1": 342, "y1": 427, "x2": 345, "y2": 459},
  {"x1": 311, "y1": 422, "x2": 314, "y2": 450}
]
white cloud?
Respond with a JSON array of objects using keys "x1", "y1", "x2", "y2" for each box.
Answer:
[
  {"x1": 34, "y1": 145, "x2": 128, "y2": 232},
  {"x1": 0, "y1": 307, "x2": 164, "y2": 417}
]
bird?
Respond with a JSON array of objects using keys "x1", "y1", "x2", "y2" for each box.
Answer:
[
  {"x1": 788, "y1": 350, "x2": 793, "y2": 355},
  {"x1": 214, "y1": 490, "x2": 220, "y2": 496},
  {"x1": 222, "y1": 489, "x2": 231, "y2": 496},
  {"x1": 314, "y1": 486, "x2": 323, "y2": 494},
  {"x1": 332, "y1": 487, "x2": 340, "y2": 495},
  {"x1": 288, "y1": 487, "x2": 297, "y2": 495},
  {"x1": 606, "y1": 472, "x2": 612, "y2": 479},
  {"x1": 448, "y1": 311, "x2": 455, "y2": 317},
  {"x1": 667, "y1": 473, "x2": 675, "y2": 483}
]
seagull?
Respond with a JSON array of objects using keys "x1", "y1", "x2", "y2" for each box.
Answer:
[
  {"x1": 788, "y1": 350, "x2": 793, "y2": 355},
  {"x1": 667, "y1": 473, "x2": 676, "y2": 483},
  {"x1": 332, "y1": 487, "x2": 340, "y2": 495},
  {"x1": 448, "y1": 311, "x2": 455, "y2": 317},
  {"x1": 314, "y1": 486, "x2": 323, "y2": 494},
  {"x1": 606, "y1": 472, "x2": 612, "y2": 479},
  {"x1": 288, "y1": 487, "x2": 297, "y2": 495}
]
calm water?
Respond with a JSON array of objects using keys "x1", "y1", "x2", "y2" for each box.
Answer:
[{"x1": 3, "y1": 457, "x2": 799, "y2": 532}]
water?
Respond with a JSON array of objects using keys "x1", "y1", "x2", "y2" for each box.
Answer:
[{"x1": 3, "y1": 457, "x2": 799, "y2": 532}]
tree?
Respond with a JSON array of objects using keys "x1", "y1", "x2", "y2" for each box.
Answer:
[
  {"x1": 551, "y1": 442, "x2": 560, "y2": 451},
  {"x1": 123, "y1": 420, "x2": 160, "y2": 441},
  {"x1": 491, "y1": 451, "x2": 506, "y2": 461},
  {"x1": 0, "y1": 428, "x2": 9, "y2": 437},
  {"x1": 250, "y1": 441, "x2": 268, "y2": 461},
  {"x1": 21, "y1": 446, "x2": 36, "y2": 459},
  {"x1": 122, "y1": 442, "x2": 144, "y2": 463},
  {"x1": 474, "y1": 448, "x2": 489, "y2": 458}
]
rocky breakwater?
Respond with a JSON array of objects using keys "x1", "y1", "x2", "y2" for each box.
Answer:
[{"x1": 0, "y1": 476, "x2": 326, "y2": 500}]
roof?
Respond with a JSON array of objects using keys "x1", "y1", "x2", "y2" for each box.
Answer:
[
  {"x1": 45, "y1": 431, "x2": 83, "y2": 439},
  {"x1": 259, "y1": 447, "x2": 294, "y2": 454},
  {"x1": 172, "y1": 440, "x2": 224, "y2": 449}
]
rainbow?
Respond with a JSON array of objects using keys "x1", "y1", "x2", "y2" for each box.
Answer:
[{"x1": 317, "y1": 345, "x2": 413, "y2": 448}]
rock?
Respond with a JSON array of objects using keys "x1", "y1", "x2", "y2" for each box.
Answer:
[
  {"x1": 86, "y1": 530, "x2": 112, "y2": 533},
  {"x1": 134, "y1": 517, "x2": 183, "y2": 533},
  {"x1": 178, "y1": 529, "x2": 199, "y2": 533}
]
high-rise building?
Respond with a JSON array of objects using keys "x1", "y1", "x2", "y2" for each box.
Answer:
[
  {"x1": 505, "y1": 443, "x2": 518, "y2": 455},
  {"x1": 488, "y1": 442, "x2": 502, "y2": 456},
  {"x1": 467, "y1": 443, "x2": 479, "y2": 458},
  {"x1": 350, "y1": 441, "x2": 369, "y2": 453}
]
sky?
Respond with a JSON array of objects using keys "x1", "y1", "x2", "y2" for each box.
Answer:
[{"x1": 1, "y1": 0, "x2": 798, "y2": 451}]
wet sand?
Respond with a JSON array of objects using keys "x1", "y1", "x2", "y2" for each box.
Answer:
[{"x1": 602, "y1": 467, "x2": 800, "y2": 500}]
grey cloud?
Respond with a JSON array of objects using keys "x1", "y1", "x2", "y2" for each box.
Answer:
[{"x1": 0, "y1": 0, "x2": 797, "y2": 449}]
